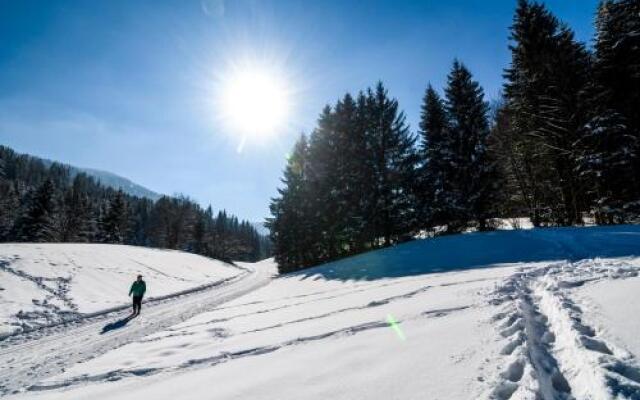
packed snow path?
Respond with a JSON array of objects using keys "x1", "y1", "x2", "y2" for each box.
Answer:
[
  {"x1": 0, "y1": 261, "x2": 271, "y2": 396},
  {"x1": 488, "y1": 259, "x2": 640, "y2": 399}
]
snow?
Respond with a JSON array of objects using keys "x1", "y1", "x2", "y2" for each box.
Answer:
[
  {"x1": 0, "y1": 243, "x2": 241, "y2": 338},
  {"x1": 3, "y1": 226, "x2": 640, "y2": 400},
  {"x1": 570, "y1": 274, "x2": 640, "y2": 360}
]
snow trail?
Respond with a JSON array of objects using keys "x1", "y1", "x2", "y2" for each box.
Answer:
[
  {"x1": 488, "y1": 259, "x2": 640, "y2": 400},
  {"x1": 0, "y1": 263, "x2": 270, "y2": 396}
]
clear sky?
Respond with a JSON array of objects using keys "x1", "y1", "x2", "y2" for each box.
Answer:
[{"x1": 0, "y1": 0, "x2": 598, "y2": 222}]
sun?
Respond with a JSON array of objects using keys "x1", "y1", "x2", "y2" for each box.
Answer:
[{"x1": 221, "y1": 67, "x2": 289, "y2": 138}]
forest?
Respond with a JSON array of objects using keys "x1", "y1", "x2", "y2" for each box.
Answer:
[
  {"x1": 0, "y1": 145, "x2": 270, "y2": 262},
  {"x1": 268, "y1": 0, "x2": 640, "y2": 273}
]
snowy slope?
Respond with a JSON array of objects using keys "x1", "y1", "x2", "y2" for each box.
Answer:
[
  {"x1": 0, "y1": 244, "x2": 241, "y2": 338},
  {"x1": 4, "y1": 226, "x2": 640, "y2": 400}
]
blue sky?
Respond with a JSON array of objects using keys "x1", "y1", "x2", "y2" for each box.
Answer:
[{"x1": 0, "y1": 0, "x2": 598, "y2": 221}]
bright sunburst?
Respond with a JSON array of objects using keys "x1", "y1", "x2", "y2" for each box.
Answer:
[{"x1": 221, "y1": 67, "x2": 289, "y2": 138}]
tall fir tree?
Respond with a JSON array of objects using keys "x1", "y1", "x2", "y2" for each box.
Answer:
[
  {"x1": 417, "y1": 84, "x2": 453, "y2": 228},
  {"x1": 504, "y1": 0, "x2": 592, "y2": 225},
  {"x1": 582, "y1": 0, "x2": 640, "y2": 222},
  {"x1": 366, "y1": 82, "x2": 418, "y2": 244},
  {"x1": 18, "y1": 179, "x2": 58, "y2": 242},
  {"x1": 100, "y1": 190, "x2": 128, "y2": 244},
  {"x1": 267, "y1": 134, "x2": 311, "y2": 273},
  {"x1": 59, "y1": 175, "x2": 93, "y2": 242},
  {"x1": 444, "y1": 60, "x2": 498, "y2": 231}
]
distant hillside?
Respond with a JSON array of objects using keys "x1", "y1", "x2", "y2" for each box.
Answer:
[
  {"x1": 39, "y1": 159, "x2": 162, "y2": 201},
  {"x1": 78, "y1": 168, "x2": 161, "y2": 201},
  {"x1": 0, "y1": 144, "x2": 270, "y2": 262}
]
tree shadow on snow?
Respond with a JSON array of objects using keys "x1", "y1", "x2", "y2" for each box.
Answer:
[
  {"x1": 291, "y1": 225, "x2": 640, "y2": 281},
  {"x1": 101, "y1": 315, "x2": 134, "y2": 334}
]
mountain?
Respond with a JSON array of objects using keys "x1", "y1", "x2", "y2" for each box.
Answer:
[
  {"x1": 38, "y1": 158, "x2": 162, "y2": 201},
  {"x1": 78, "y1": 168, "x2": 162, "y2": 201}
]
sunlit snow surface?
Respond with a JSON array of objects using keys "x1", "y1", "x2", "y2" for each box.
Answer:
[
  {"x1": 0, "y1": 244, "x2": 240, "y2": 338},
  {"x1": 4, "y1": 226, "x2": 640, "y2": 400}
]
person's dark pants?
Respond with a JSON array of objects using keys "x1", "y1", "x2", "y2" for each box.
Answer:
[{"x1": 132, "y1": 296, "x2": 143, "y2": 315}]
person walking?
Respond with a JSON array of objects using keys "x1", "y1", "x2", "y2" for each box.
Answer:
[{"x1": 129, "y1": 274, "x2": 146, "y2": 316}]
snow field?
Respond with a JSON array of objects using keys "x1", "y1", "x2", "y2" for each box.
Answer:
[
  {"x1": 0, "y1": 243, "x2": 241, "y2": 338},
  {"x1": 3, "y1": 226, "x2": 640, "y2": 400},
  {"x1": 19, "y1": 266, "x2": 519, "y2": 399}
]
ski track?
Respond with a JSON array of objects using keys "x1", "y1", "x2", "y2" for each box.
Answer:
[
  {"x1": 25, "y1": 304, "x2": 474, "y2": 393},
  {"x1": 172, "y1": 276, "x2": 494, "y2": 333},
  {"x1": 0, "y1": 265, "x2": 268, "y2": 396},
  {"x1": 487, "y1": 259, "x2": 640, "y2": 400}
]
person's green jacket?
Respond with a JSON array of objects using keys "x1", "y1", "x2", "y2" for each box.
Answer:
[{"x1": 129, "y1": 281, "x2": 146, "y2": 297}]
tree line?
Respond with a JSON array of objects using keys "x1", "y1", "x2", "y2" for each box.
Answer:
[
  {"x1": 0, "y1": 145, "x2": 271, "y2": 262},
  {"x1": 268, "y1": 0, "x2": 640, "y2": 273}
]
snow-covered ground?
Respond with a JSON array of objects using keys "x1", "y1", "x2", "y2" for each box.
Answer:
[
  {"x1": 3, "y1": 226, "x2": 640, "y2": 400},
  {"x1": 0, "y1": 244, "x2": 241, "y2": 338}
]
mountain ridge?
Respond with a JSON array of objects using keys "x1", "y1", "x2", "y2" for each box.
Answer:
[{"x1": 36, "y1": 157, "x2": 163, "y2": 201}]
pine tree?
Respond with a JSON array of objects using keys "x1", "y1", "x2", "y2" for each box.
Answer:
[
  {"x1": 504, "y1": 0, "x2": 592, "y2": 225},
  {"x1": 417, "y1": 84, "x2": 452, "y2": 229},
  {"x1": 487, "y1": 100, "x2": 535, "y2": 220},
  {"x1": 59, "y1": 175, "x2": 93, "y2": 242},
  {"x1": 192, "y1": 211, "x2": 207, "y2": 254},
  {"x1": 100, "y1": 190, "x2": 128, "y2": 243},
  {"x1": 366, "y1": 82, "x2": 418, "y2": 244},
  {"x1": 0, "y1": 182, "x2": 19, "y2": 241},
  {"x1": 306, "y1": 105, "x2": 342, "y2": 261},
  {"x1": 267, "y1": 134, "x2": 311, "y2": 273},
  {"x1": 584, "y1": 0, "x2": 640, "y2": 221},
  {"x1": 18, "y1": 179, "x2": 58, "y2": 242},
  {"x1": 444, "y1": 60, "x2": 498, "y2": 230}
]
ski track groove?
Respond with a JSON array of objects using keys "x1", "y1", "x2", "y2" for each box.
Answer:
[{"x1": 173, "y1": 276, "x2": 493, "y2": 333}]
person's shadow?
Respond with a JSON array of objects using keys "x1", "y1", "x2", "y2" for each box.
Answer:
[{"x1": 101, "y1": 314, "x2": 135, "y2": 334}]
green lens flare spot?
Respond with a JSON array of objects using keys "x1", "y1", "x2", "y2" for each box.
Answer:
[{"x1": 386, "y1": 314, "x2": 406, "y2": 341}]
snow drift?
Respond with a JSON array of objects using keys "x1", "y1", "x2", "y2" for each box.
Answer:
[{"x1": 296, "y1": 225, "x2": 640, "y2": 280}]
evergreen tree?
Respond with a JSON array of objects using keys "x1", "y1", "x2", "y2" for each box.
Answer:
[
  {"x1": 128, "y1": 198, "x2": 152, "y2": 245},
  {"x1": 100, "y1": 190, "x2": 128, "y2": 243},
  {"x1": 504, "y1": 0, "x2": 591, "y2": 225},
  {"x1": 267, "y1": 134, "x2": 311, "y2": 273},
  {"x1": 366, "y1": 82, "x2": 418, "y2": 244},
  {"x1": 192, "y1": 211, "x2": 207, "y2": 254},
  {"x1": 417, "y1": 85, "x2": 452, "y2": 228},
  {"x1": 583, "y1": 0, "x2": 640, "y2": 221},
  {"x1": 0, "y1": 182, "x2": 19, "y2": 241},
  {"x1": 487, "y1": 100, "x2": 535, "y2": 220},
  {"x1": 444, "y1": 60, "x2": 498, "y2": 230},
  {"x1": 59, "y1": 175, "x2": 93, "y2": 242},
  {"x1": 306, "y1": 105, "x2": 341, "y2": 261},
  {"x1": 18, "y1": 179, "x2": 58, "y2": 242}
]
